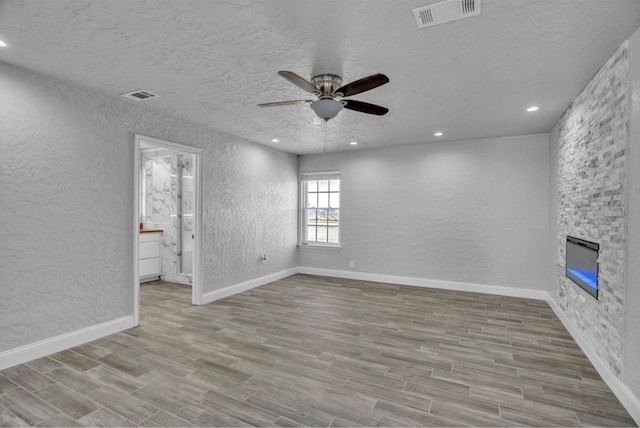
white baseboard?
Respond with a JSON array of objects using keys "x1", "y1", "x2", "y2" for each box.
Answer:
[
  {"x1": 202, "y1": 268, "x2": 298, "y2": 304},
  {"x1": 546, "y1": 295, "x2": 640, "y2": 425},
  {"x1": 297, "y1": 267, "x2": 548, "y2": 300},
  {"x1": 0, "y1": 316, "x2": 135, "y2": 371}
]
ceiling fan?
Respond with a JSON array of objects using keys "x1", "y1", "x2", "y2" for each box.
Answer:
[{"x1": 258, "y1": 71, "x2": 390, "y2": 123}]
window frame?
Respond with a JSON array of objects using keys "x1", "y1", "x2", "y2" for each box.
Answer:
[{"x1": 299, "y1": 171, "x2": 342, "y2": 248}]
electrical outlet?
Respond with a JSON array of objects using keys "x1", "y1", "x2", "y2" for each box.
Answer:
[
  {"x1": 260, "y1": 254, "x2": 267, "y2": 264},
  {"x1": 349, "y1": 260, "x2": 355, "y2": 269}
]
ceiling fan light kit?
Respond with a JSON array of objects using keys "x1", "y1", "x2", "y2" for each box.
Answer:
[
  {"x1": 258, "y1": 71, "x2": 389, "y2": 122},
  {"x1": 310, "y1": 99, "x2": 344, "y2": 120}
]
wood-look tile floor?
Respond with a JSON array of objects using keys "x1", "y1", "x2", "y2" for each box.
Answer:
[{"x1": 0, "y1": 274, "x2": 636, "y2": 427}]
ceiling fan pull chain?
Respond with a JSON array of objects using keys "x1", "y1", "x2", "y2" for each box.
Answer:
[{"x1": 323, "y1": 122, "x2": 327, "y2": 153}]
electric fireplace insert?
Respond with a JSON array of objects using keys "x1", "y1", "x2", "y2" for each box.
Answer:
[{"x1": 566, "y1": 236, "x2": 599, "y2": 299}]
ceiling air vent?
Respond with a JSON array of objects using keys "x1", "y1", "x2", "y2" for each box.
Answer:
[
  {"x1": 413, "y1": 0, "x2": 481, "y2": 29},
  {"x1": 120, "y1": 89, "x2": 159, "y2": 101}
]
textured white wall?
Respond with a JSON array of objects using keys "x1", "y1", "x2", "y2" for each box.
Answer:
[
  {"x1": 298, "y1": 135, "x2": 550, "y2": 290},
  {"x1": 0, "y1": 62, "x2": 298, "y2": 352},
  {"x1": 624, "y1": 26, "x2": 640, "y2": 399},
  {"x1": 202, "y1": 137, "x2": 298, "y2": 288}
]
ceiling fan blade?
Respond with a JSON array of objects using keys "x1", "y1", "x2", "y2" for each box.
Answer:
[
  {"x1": 343, "y1": 100, "x2": 389, "y2": 116},
  {"x1": 257, "y1": 100, "x2": 311, "y2": 107},
  {"x1": 336, "y1": 73, "x2": 389, "y2": 97},
  {"x1": 278, "y1": 71, "x2": 320, "y2": 94}
]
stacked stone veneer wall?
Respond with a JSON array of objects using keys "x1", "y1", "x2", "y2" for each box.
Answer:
[{"x1": 556, "y1": 42, "x2": 628, "y2": 376}]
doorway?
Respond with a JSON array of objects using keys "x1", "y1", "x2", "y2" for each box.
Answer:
[{"x1": 133, "y1": 134, "x2": 203, "y2": 325}]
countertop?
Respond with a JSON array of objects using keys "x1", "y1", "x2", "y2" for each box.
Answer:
[{"x1": 140, "y1": 227, "x2": 163, "y2": 234}]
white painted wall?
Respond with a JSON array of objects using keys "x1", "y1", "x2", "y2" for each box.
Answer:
[
  {"x1": 624, "y1": 25, "x2": 640, "y2": 400},
  {"x1": 298, "y1": 134, "x2": 550, "y2": 291},
  {"x1": 0, "y1": 62, "x2": 298, "y2": 353}
]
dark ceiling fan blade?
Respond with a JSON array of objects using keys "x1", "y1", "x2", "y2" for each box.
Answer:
[
  {"x1": 257, "y1": 100, "x2": 312, "y2": 107},
  {"x1": 343, "y1": 99, "x2": 389, "y2": 116},
  {"x1": 278, "y1": 71, "x2": 320, "y2": 94},
  {"x1": 336, "y1": 73, "x2": 389, "y2": 97}
]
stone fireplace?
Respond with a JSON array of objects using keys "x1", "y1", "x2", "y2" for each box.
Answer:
[{"x1": 555, "y1": 41, "x2": 628, "y2": 377}]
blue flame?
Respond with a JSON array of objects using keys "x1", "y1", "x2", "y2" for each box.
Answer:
[{"x1": 568, "y1": 268, "x2": 597, "y2": 291}]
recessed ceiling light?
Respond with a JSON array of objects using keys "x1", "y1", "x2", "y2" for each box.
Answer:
[
  {"x1": 350, "y1": 141, "x2": 358, "y2": 146},
  {"x1": 434, "y1": 132, "x2": 443, "y2": 137},
  {"x1": 526, "y1": 106, "x2": 539, "y2": 112},
  {"x1": 271, "y1": 138, "x2": 279, "y2": 143},
  {"x1": 0, "y1": 40, "x2": 7, "y2": 48}
]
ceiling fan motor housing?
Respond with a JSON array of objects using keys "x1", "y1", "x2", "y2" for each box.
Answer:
[{"x1": 312, "y1": 74, "x2": 343, "y2": 96}]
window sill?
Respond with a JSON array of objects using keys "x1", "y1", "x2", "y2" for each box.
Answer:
[{"x1": 298, "y1": 243, "x2": 343, "y2": 250}]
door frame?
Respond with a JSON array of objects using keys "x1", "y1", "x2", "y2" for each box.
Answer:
[{"x1": 133, "y1": 134, "x2": 204, "y2": 325}]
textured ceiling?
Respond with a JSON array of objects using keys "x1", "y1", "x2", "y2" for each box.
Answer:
[{"x1": 1, "y1": 0, "x2": 639, "y2": 154}]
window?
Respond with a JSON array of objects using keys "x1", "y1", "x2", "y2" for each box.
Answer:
[{"x1": 300, "y1": 171, "x2": 340, "y2": 246}]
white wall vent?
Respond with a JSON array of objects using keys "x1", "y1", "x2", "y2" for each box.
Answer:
[
  {"x1": 413, "y1": 0, "x2": 481, "y2": 29},
  {"x1": 120, "y1": 90, "x2": 159, "y2": 101}
]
